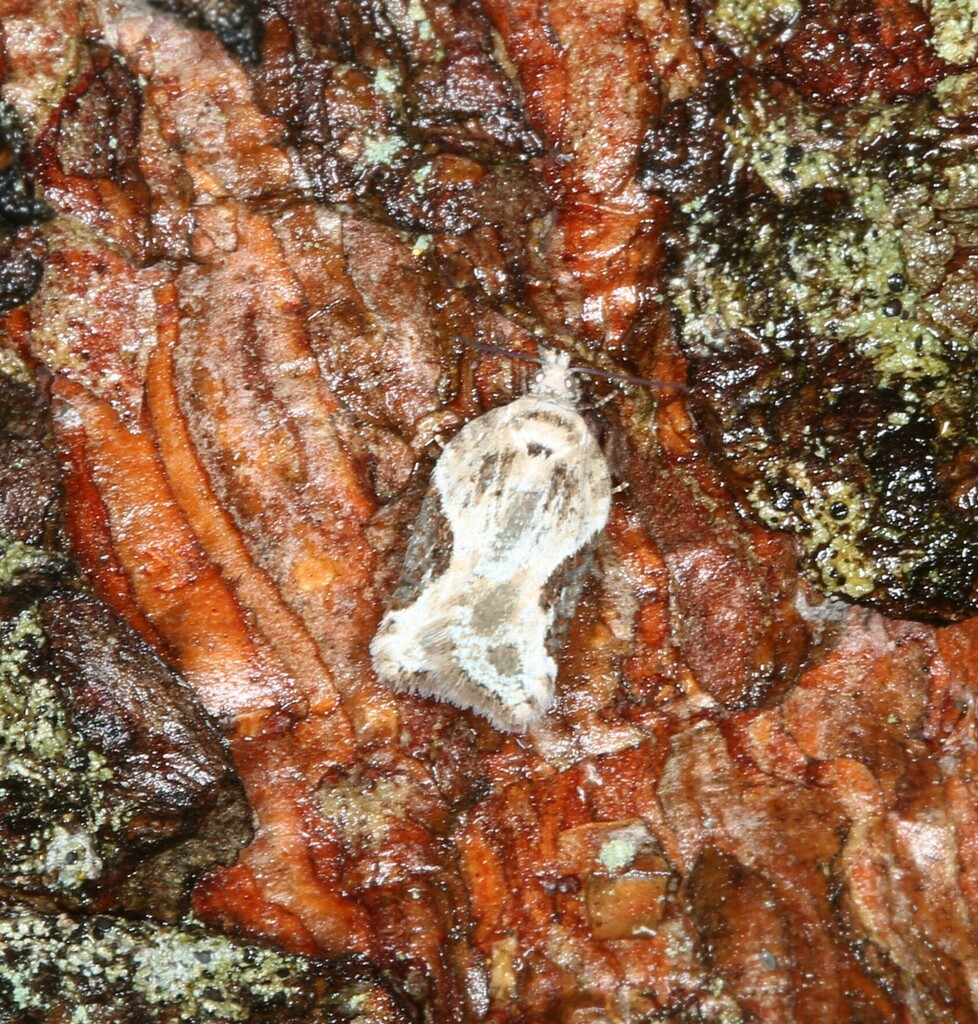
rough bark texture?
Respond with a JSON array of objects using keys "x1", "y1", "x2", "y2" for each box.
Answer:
[
  {"x1": 0, "y1": 364, "x2": 254, "y2": 919},
  {"x1": 661, "y1": 75, "x2": 978, "y2": 622},
  {"x1": 0, "y1": 96, "x2": 47, "y2": 312},
  {"x1": 1, "y1": 0, "x2": 977, "y2": 1021}
]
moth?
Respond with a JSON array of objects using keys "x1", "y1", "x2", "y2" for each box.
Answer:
[{"x1": 370, "y1": 346, "x2": 612, "y2": 732}]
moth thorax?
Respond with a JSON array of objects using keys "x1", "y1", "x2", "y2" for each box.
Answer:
[{"x1": 527, "y1": 348, "x2": 581, "y2": 405}]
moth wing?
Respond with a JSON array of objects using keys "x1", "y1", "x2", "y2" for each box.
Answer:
[
  {"x1": 386, "y1": 485, "x2": 454, "y2": 611},
  {"x1": 432, "y1": 397, "x2": 611, "y2": 576},
  {"x1": 372, "y1": 392, "x2": 612, "y2": 733}
]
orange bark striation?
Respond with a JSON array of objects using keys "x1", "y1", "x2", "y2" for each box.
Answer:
[
  {"x1": 2, "y1": 0, "x2": 978, "y2": 1022},
  {"x1": 480, "y1": 0, "x2": 698, "y2": 349}
]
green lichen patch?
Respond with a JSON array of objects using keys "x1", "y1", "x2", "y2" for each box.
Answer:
[
  {"x1": 927, "y1": 0, "x2": 978, "y2": 65},
  {"x1": 707, "y1": 0, "x2": 802, "y2": 55},
  {"x1": 0, "y1": 900, "x2": 408, "y2": 1023},
  {"x1": 669, "y1": 76, "x2": 978, "y2": 620},
  {"x1": 0, "y1": 600, "x2": 123, "y2": 895},
  {"x1": 0, "y1": 539, "x2": 67, "y2": 594}
]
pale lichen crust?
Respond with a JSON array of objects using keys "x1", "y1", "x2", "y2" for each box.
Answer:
[
  {"x1": 0, "y1": 899, "x2": 406, "y2": 1023},
  {"x1": 669, "y1": 74, "x2": 978, "y2": 621},
  {"x1": 0, "y1": 578, "x2": 120, "y2": 898}
]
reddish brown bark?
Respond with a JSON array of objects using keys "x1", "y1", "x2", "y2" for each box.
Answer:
[{"x1": 2, "y1": 1, "x2": 978, "y2": 1021}]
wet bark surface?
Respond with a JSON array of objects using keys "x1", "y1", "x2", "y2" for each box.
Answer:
[
  {"x1": 1, "y1": 0, "x2": 977, "y2": 1021},
  {"x1": 663, "y1": 76, "x2": 978, "y2": 621}
]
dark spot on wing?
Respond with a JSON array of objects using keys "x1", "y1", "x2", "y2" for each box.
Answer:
[
  {"x1": 545, "y1": 463, "x2": 572, "y2": 515},
  {"x1": 487, "y1": 643, "x2": 521, "y2": 677},
  {"x1": 475, "y1": 449, "x2": 516, "y2": 499},
  {"x1": 521, "y1": 407, "x2": 571, "y2": 430},
  {"x1": 471, "y1": 589, "x2": 512, "y2": 634},
  {"x1": 390, "y1": 486, "x2": 455, "y2": 610}
]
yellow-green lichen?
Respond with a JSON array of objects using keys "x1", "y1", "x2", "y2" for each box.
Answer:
[
  {"x1": 0, "y1": 905, "x2": 311, "y2": 1022},
  {"x1": 411, "y1": 232, "x2": 433, "y2": 256},
  {"x1": 928, "y1": 0, "x2": 978, "y2": 64},
  {"x1": 372, "y1": 67, "x2": 400, "y2": 96},
  {"x1": 728, "y1": 99, "x2": 840, "y2": 201},
  {"x1": 360, "y1": 133, "x2": 408, "y2": 168},
  {"x1": 935, "y1": 72, "x2": 978, "y2": 118},
  {"x1": 0, "y1": 345, "x2": 31, "y2": 384},
  {"x1": 0, "y1": 540, "x2": 64, "y2": 590},
  {"x1": 749, "y1": 472, "x2": 882, "y2": 599},
  {"x1": 671, "y1": 77, "x2": 978, "y2": 619},
  {"x1": 407, "y1": 0, "x2": 435, "y2": 43},
  {"x1": 0, "y1": 598, "x2": 120, "y2": 895},
  {"x1": 597, "y1": 835, "x2": 640, "y2": 873},
  {"x1": 708, "y1": 0, "x2": 801, "y2": 53},
  {"x1": 0, "y1": 901, "x2": 404, "y2": 1022}
]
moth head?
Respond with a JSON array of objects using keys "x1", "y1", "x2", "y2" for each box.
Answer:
[{"x1": 527, "y1": 347, "x2": 581, "y2": 405}]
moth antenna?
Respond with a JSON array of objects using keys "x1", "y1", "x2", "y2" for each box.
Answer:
[
  {"x1": 456, "y1": 335, "x2": 687, "y2": 393},
  {"x1": 456, "y1": 335, "x2": 544, "y2": 366}
]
